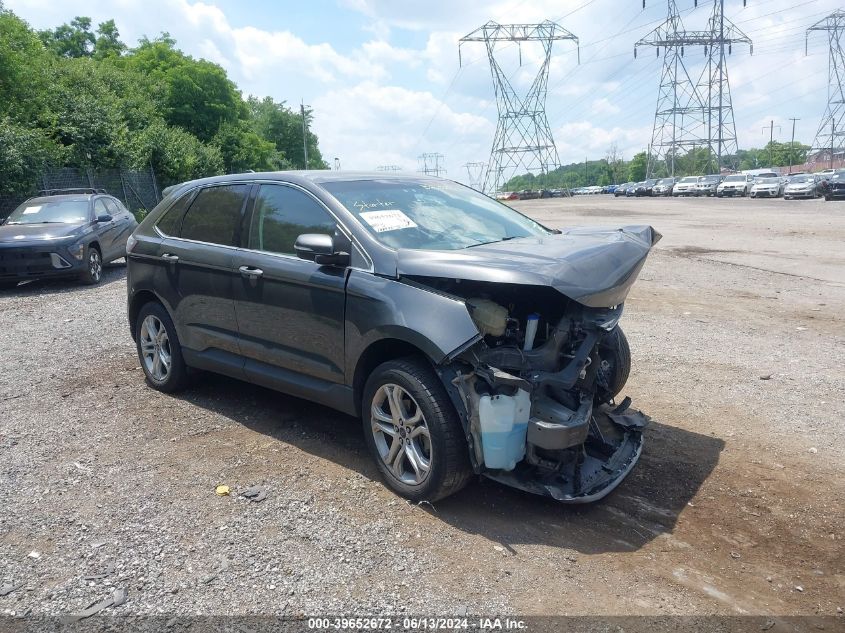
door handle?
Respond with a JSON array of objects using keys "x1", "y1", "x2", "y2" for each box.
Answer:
[
  {"x1": 239, "y1": 265, "x2": 264, "y2": 279},
  {"x1": 161, "y1": 253, "x2": 179, "y2": 263}
]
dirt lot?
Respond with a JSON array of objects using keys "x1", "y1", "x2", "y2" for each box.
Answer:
[{"x1": 0, "y1": 195, "x2": 843, "y2": 623}]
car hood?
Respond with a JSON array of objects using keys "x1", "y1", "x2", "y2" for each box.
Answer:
[
  {"x1": 0, "y1": 222, "x2": 84, "y2": 244},
  {"x1": 396, "y1": 225, "x2": 661, "y2": 308}
]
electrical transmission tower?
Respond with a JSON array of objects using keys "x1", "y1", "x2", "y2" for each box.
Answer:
[
  {"x1": 637, "y1": 1, "x2": 751, "y2": 176},
  {"x1": 806, "y1": 10, "x2": 845, "y2": 165},
  {"x1": 463, "y1": 162, "x2": 487, "y2": 191},
  {"x1": 417, "y1": 153, "x2": 447, "y2": 177},
  {"x1": 460, "y1": 21, "x2": 579, "y2": 193}
]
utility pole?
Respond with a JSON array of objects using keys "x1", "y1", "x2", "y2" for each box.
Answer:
[
  {"x1": 788, "y1": 117, "x2": 800, "y2": 174},
  {"x1": 636, "y1": 1, "x2": 751, "y2": 177},
  {"x1": 460, "y1": 21, "x2": 579, "y2": 193},
  {"x1": 832, "y1": 119, "x2": 836, "y2": 170},
  {"x1": 417, "y1": 153, "x2": 447, "y2": 177},
  {"x1": 584, "y1": 157, "x2": 588, "y2": 185},
  {"x1": 301, "y1": 101, "x2": 309, "y2": 170},
  {"x1": 762, "y1": 121, "x2": 781, "y2": 168},
  {"x1": 807, "y1": 11, "x2": 845, "y2": 165}
]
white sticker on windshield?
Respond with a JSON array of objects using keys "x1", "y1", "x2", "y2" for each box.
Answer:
[
  {"x1": 359, "y1": 210, "x2": 417, "y2": 233},
  {"x1": 22, "y1": 206, "x2": 42, "y2": 214}
]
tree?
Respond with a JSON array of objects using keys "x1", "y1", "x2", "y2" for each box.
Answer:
[
  {"x1": 213, "y1": 120, "x2": 279, "y2": 173},
  {"x1": 129, "y1": 120, "x2": 223, "y2": 186},
  {"x1": 165, "y1": 60, "x2": 241, "y2": 141},
  {"x1": 605, "y1": 143, "x2": 625, "y2": 184},
  {"x1": 0, "y1": 6, "x2": 50, "y2": 123},
  {"x1": 247, "y1": 97, "x2": 328, "y2": 169},
  {"x1": 628, "y1": 151, "x2": 647, "y2": 181},
  {"x1": 0, "y1": 117, "x2": 62, "y2": 194},
  {"x1": 93, "y1": 19, "x2": 125, "y2": 59},
  {"x1": 39, "y1": 16, "x2": 95, "y2": 58}
]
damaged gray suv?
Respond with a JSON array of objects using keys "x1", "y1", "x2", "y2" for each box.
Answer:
[{"x1": 126, "y1": 172, "x2": 659, "y2": 503}]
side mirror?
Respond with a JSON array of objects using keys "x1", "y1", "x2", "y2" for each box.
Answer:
[
  {"x1": 96, "y1": 214, "x2": 113, "y2": 223},
  {"x1": 294, "y1": 233, "x2": 350, "y2": 267}
]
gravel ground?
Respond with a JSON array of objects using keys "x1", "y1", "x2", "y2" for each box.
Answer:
[{"x1": 0, "y1": 195, "x2": 842, "y2": 623}]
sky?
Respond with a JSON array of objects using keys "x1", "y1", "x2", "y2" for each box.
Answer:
[{"x1": 6, "y1": 0, "x2": 843, "y2": 184}]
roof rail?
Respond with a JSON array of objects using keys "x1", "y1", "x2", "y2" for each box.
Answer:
[{"x1": 35, "y1": 188, "x2": 108, "y2": 196}]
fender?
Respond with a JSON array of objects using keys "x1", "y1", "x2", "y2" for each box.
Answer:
[{"x1": 344, "y1": 269, "x2": 481, "y2": 372}]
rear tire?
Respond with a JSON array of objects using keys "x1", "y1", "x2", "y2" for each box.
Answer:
[
  {"x1": 595, "y1": 327, "x2": 632, "y2": 405},
  {"x1": 135, "y1": 301, "x2": 189, "y2": 393},
  {"x1": 362, "y1": 357, "x2": 472, "y2": 502}
]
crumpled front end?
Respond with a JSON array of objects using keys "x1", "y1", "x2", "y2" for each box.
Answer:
[
  {"x1": 409, "y1": 228, "x2": 659, "y2": 503},
  {"x1": 437, "y1": 296, "x2": 649, "y2": 503}
]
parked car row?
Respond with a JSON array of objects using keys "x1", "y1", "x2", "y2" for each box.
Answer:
[{"x1": 609, "y1": 171, "x2": 845, "y2": 200}]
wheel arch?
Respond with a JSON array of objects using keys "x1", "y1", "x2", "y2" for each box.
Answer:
[
  {"x1": 352, "y1": 337, "x2": 435, "y2": 418},
  {"x1": 128, "y1": 289, "x2": 171, "y2": 341}
]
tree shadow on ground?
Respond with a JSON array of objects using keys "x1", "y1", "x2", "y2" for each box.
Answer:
[{"x1": 178, "y1": 373, "x2": 724, "y2": 555}]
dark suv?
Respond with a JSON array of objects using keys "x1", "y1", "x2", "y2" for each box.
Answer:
[
  {"x1": 0, "y1": 189, "x2": 137, "y2": 289},
  {"x1": 126, "y1": 172, "x2": 659, "y2": 503}
]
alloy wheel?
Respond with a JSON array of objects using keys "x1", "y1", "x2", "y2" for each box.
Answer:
[
  {"x1": 139, "y1": 315, "x2": 172, "y2": 382},
  {"x1": 370, "y1": 383, "x2": 432, "y2": 485},
  {"x1": 89, "y1": 249, "x2": 102, "y2": 282}
]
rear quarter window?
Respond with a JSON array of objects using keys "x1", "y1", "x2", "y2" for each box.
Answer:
[{"x1": 155, "y1": 191, "x2": 194, "y2": 236}]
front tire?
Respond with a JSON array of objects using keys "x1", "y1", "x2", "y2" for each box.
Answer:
[
  {"x1": 135, "y1": 301, "x2": 189, "y2": 393},
  {"x1": 362, "y1": 357, "x2": 472, "y2": 502},
  {"x1": 595, "y1": 327, "x2": 632, "y2": 405},
  {"x1": 79, "y1": 245, "x2": 102, "y2": 285}
]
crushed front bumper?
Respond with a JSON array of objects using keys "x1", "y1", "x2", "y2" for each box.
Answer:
[{"x1": 483, "y1": 401, "x2": 649, "y2": 503}]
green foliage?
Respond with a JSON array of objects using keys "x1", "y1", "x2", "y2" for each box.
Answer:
[
  {"x1": 0, "y1": 8, "x2": 50, "y2": 123},
  {"x1": 0, "y1": 117, "x2": 63, "y2": 193},
  {"x1": 39, "y1": 16, "x2": 95, "y2": 58},
  {"x1": 627, "y1": 152, "x2": 647, "y2": 182},
  {"x1": 129, "y1": 120, "x2": 224, "y2": 186},
  {"x1": 93, "y1": 20, "x2": 126, "y2": 59},
  {"x1": 214, "y1": 120, "x2": 280, "y2": 174},
  {"x1": 0, "y1": 8, "x2": 331, "y2": 198},
  {"x1": 248, "y1": 97, "x2": 329, "y2": 169}
]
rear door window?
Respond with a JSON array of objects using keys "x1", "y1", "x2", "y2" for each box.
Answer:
[
  {"x1": 180, "y1": 185, "x2": 249, "y2": 247},
  {"x1": 248, "y1": 185, "x2": 336, "y2": 256}
]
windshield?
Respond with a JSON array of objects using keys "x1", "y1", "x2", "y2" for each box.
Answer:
[
  {"x1": 831, "y1": 171, "x2": 845, "y2": 180},
  {"x1": 701, "y1": 176, "x2": 719, "y2": 183},
  {"x1": 322, "y1": 178, "x2": 552, "y2": 250},
  {"x1": 5, "y1": 199, "x2": 90, "y2": 225},
  {"x1": 680, "y1": 177, "x2": 699, "y2": 183},
  {"x1": 724, "y1": 175, "x2": 745, "y2": 182},
  {"x1": 757, "y1": 178, "x2": 779, "y2": 184},
  {"x1": 789, "y1": 175, "x2": 813, "y2": 183}
]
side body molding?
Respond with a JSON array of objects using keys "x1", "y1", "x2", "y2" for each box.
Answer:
[{"x1": 344, "y1": 270, "x2": 481, "y2": 373}]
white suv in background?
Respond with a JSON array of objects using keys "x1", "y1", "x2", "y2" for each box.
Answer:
[
  {"x1": 716, "y1": 174, "x2": 754, "y2": 197},
  {"x1": 672, "y1": 176, "x2": 701, "y2": 196}
]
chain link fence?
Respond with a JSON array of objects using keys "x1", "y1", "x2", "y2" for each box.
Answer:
[{"x1": 0, "y1": 166, "x2": 161, "y2": 220}]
